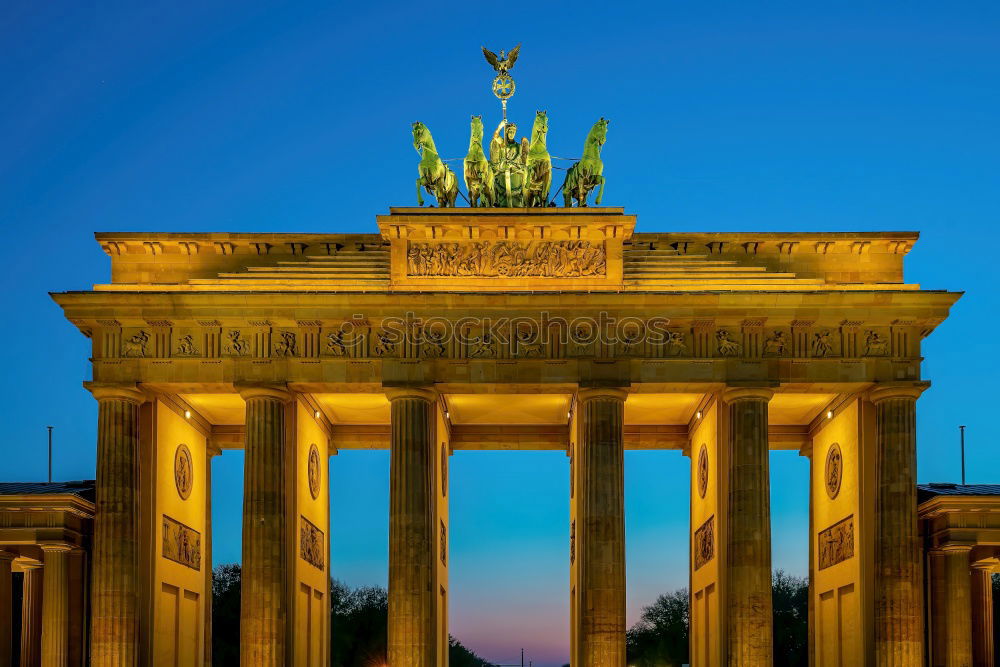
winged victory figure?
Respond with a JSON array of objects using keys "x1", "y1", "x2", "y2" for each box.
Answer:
[{"x1": 482, "y1": 44, "x2": 521, "y2": 75}]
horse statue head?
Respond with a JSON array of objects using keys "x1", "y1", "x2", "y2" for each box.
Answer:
[
  {"x1": 412, "y1": 121, "x2": 432, "y2": 153},
  {"x1": 532, "y1": 110, "x2": 548, "y2": 138},
  {"x1": 589, "y1": 117, "x2": 610, "y2": 148},
  {"x1": 470, "y1": 115, "x2": 484, "y2": 143}
]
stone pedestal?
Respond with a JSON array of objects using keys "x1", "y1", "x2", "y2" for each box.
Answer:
[
  {"x1": 386, "y1": 387, "x2": 438, "y2": 667},
  {"x1": 88, "y1": 385, "x2": 145, "y2": 667},
  {"x1": 576, "y1": 388, "x2": 627, "y2": 667},
  {"x1": 870, "y1": 385, "x2": 925, "y2": 666},
  {"x1": 239, "y1": 386, "x2": 292, "y2": 667},
  {"x1": 723, "y1": 387, "x2": 774, "y2": 667},
  {"x1": 40, "y1": 544, "x2": 72, "y2": 667},
  {"x1": 971, "y1": 564, "x2": 994, "y2": 667},
  {"x1": 20, "y1": 563, "x2": 43, "y2": 667},
  {"x1": 0, "y1": 551, "x2": 12, "y2": 667}
]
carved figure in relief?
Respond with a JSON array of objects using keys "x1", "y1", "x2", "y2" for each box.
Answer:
[
  {"x1": 664, "y1": 331, "x2": 688, "y2": 356},
  {"x1": 468, "y1": 331, "x2": 497, "y2": 358},
  {"x1": 763, "y1": 330, "x2": 788, "y2": 356},
  {"x1": 372, "y1": 330, "x2": 397, "y2": 357},
  {"x1": 515, "y1": 329, "x2": 545, "y2": 358},
  {"x1": 864, "y1": 330, "x2": 889, "y2": 356},
  {"x1": 463, "y1": 116, "x2": 495, "y2": 207},
  {"x1": 224, "y1": 330, "x2": 251, "y2": 356},
  {"x1": 716, "y1": 329, "x2": 741, "y2": 357},
  {"x1": 175, "y1": 334, "x2": 198, "y2": 356},
  {"x1": 697, "y1": 445, "x2": 709, "y2": 499},
  {"x1": 421, "y1": 329, "x2": 446, "y2": 358},
  {"x1": 812, "y1": 331, "x2": 834, "y2": 357},
  {"x1": 174, "y1": 444, "x2": 193, "y2": 500},
  {"x1": 307, "y1": 445, "x2": 321, "y2": 500},
  {"x1": 825, "y1": 443, "x2": 843, "y2": 499},
  {"x1": 562, "y1": 118, "x2": 609, "y2": 207},
  {"x1": 694, "y1": 516, "x2": 715, "y2": 570},
  {"x1": 412, "y1": 121, "x2": 458, "y2": 207},
  {"x1": 569, "y1": 325, "x2": 595, "y2": 355},
  {"x1": 273, "y1": 331, "x2": 297, "y2": 357},
  {"x1": 300, "y1": 518, "x2": 324, "y2": 569},
  {"x1": 619, "y1": 328, "x2": 641, "y2": 356},
  {"x1": 325, "y1": 330, "x2": 347, "y2": 356},
  {"x1": 121, "y1": 330, "x2": 149, "y2": 358}
]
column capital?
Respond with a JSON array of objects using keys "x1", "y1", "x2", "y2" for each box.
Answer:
[
  {"x1": 236, "y1": 383, "x2": 294, "y2": 402},
  {"x1": 384, "y1": 386, "x2": 438, "y2": 403},
  {"x1": 971, "y1": 557, "x2": 1000, "y2": 571},
  {"x1": 207, "y1": 443, "x2": 224, "y2": 458},
  {"x1": 576, "y1": 387, "x2": 628, "y2": 403},
  {"x1": 938, "y1": 543, "x2": 974, "y2": 554},
  {"x1": 17, "y1": 559, "x2": 43, "y2": 571},
  {"x1": 38, "y1": 542, "x2": 75, "y2": 554},
  {"x1": 84, "y1": 382, "x2": 146, "y2": 404},
  {"x1": 722, "y1": 386, "x2": 775, "y2": 402},
  {"x1": 869, "y1": 382, "x2": 929, "y2": 404},
  {"x1": 0, "y1": 549, "x2": 14, "y2": 563}
]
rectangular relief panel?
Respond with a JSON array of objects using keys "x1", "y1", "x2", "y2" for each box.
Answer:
[
  {"x1": 162, "y1": 515, "x2": 201, "y2": 570},
  {"x1": 818, "y1": 515, "x2": 854, "y2": 570}
]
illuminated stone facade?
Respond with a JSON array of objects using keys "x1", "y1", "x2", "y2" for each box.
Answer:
[{"x1": 36, "y1": 206, "x2": 979, "y2": 665}]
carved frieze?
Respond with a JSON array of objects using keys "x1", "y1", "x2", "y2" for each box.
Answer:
[
  {"x1": 441, "y1": 443, "x2": 448, "y2": 497},
  {"x1": 694, "y1": 515, "x2": 715, "y2": 570},
  {"x1": 818, "y1": 515, "x2": 854, "y2": 570},
  {"x1": 162, "y1": 515, "x2": 201, "y2": 570},
  {"x1": 763, "y1": 330, "x2": 789, "y2": 357},
  {"x1": 300, "y1": 516, "x2": 324, "y2": 569},
  {"x1": 223, "y1": 329, "x2": 252, "y2": 356},
  {"x1": 716, "y1": 330, "x2": 741, "y2": 357},
  {"x1": 863, "y1": 330, "x2": 889, "y2": 356},
  {"x1": 406, "y1": 241, "x2": 606, "y2": 278},
  {"x1": 440, "y1": 520, "x2": 447, "y2": 566},
  {"x1": 811, "y1": 330, "x2": 835, "y2": 358},
  {"x1": 272, "y1": 331, "x2": 298, "y2": 357},
  {"x1": 174, "y1": 334, "x2": 199, "y2": 357}
]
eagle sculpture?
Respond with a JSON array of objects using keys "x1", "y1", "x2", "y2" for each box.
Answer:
[{"x1": 482, "y1": 44, "x2": 521, "y2": 75}]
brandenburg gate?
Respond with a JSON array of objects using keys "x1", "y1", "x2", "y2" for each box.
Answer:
[{"x1": 50, "y1": 206, "x2": 961, "y2": 666}]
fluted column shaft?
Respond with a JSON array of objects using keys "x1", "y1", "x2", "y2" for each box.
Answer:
[
  {"x1": 941, "y1": 548, "x2": 973, "y2": 667},
  {"x1": 387, "y1": 388, "x2": 436, "y2": 667},
  {"x1": 20, "y1": 564, "x2": 43, "y2": 667},
  {"x1": 971, "y1": 565, "x2": 994, "y2": 667},
  {"x1": 577, "y1": 388, "x2": 626, "y2": 667},
  {"x1": 88, "y1": 386, "x2": 144, "y2": 667},
  {"x1": 724, "y1": 388, "x2": 773, "y2": 667},
  {"x1": 0, "y1": 552, "x2": 12, "y2": 667},
  {"x1": 872, "y1": 386, "x2": 925, "y2": 666},
  {"x1": 40, "y1": 545, "x2": 72, "y2": 667},
  {"x1": 239, "y1": 386, "x2": 291, "y2": 667}
]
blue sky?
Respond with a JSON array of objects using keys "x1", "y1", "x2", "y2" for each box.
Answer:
[{"x1": 2, "y1": 1, "x2": 999, "y2": 664}]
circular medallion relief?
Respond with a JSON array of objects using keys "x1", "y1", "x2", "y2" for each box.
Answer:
[
  {"x1": 441, "y1": 443, "x2": 448, "y2": 497},
  {"x1": 825, "y1": 442, "x2": 843, "y2": 499},
  {"x1": 174, "y1": 444, "x2": 193, "y2": 500},
  {"x1": 697, "y1": 444, "x2": 709, "y2": 499},
  {"x1": 307, "y1": 444, "x2": 321, "y2": 500}
]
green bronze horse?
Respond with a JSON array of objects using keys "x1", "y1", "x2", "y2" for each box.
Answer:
[
  {"x1": 412, "y1": 121, "x2": 458, "y2": 207},
  {"x1": 562, "y1": 118, "x2": 609, "y2": 207},
  {"x1": 463, "y1": 115, "x2": 494, "y2": 207},
  {"x1": 524, "y1": 110, "x2": 551, "y2": 208}
]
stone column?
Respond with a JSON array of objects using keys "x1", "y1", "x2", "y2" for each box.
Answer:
[
  {"x1": 723, "y1": 387, "x2": 774, "y2": 667},
  {"x1": 870, "y1": 385, "x2": 925, "y2": 666},
  {"x1": 576, "y1": 387, "x2": 627, "y2": 667},
  {"x1": 0, "y1": 551, "x2": 13, "y2": 667},
  {"x1": 239, "y1": 385, "x2": 292, "y2": 667},
  {"x1": 941, "y1": 546, "x2": 973, "y2": 667},
  {"x1": 40, "y1": 544, "x2": 73, "y2": 667},
  {"x1": 386, "y1": 387, "x2": 437, "y2": 667},
  {"x1": 971, "y1": 564, "x2": 994, "y2": 667},
  {"x1": 88, "y1": 384, "x2": 145, "y2": 667},
  {"x1": 20, "y1": 563, "x2": 43, "y2": 667},
  {"x1": 205, "y1": 445, "x2": 221, "y2": 667}
]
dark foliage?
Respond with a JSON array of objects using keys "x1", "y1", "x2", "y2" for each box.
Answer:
[
  {"x1": 211, "y1": 564, "x2": 493, "y2": 666},
  {"x1": 626, "y1": 588, "x2": 690, "y2": 666},
  {"x1": 626, "y1": 570, "x2": 809, "y2": 666},
  {"x1": 211, "y1": 563, "x2": 241, "y2": 665},
  {"x1": 772, "y1": 570, "x2": 809, "y2": 666}
]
